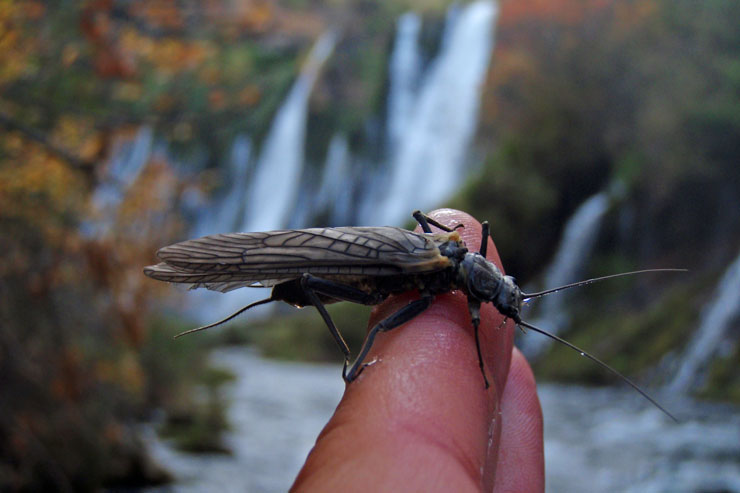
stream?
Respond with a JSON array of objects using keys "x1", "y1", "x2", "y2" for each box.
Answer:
[{"x1": 145, "y1": 347, "x2": 740, "y2": 493}]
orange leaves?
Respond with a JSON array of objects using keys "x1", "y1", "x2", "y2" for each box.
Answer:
[
  {"x1": 131, "y1": 35, "x2": 215, "y2": 76},
  {"x1": 129, "y1": 0, "x2": 185, "y2": 31},
  {"x1": 53, "y1": 116, "x2": 105, "y2": 162},
  {"x1": 237, "y1": 0, "x2": 274, "y2": 33},
  {"x1": 498, "y1": 0, "x2": 659, "y2": 36},
  {"x1": 237, "y1": 84, "x2": 261, "y2": 107},
  {"x1": 499, "y1": 0, "x2": 611, "y2": 26},
  {"x1": 81, "y1": 1, "x2": 138, "y2": 78},
  {"x1": 0, "y1": 0, "x2": 38, "y2": 85},
  {"x1": 0, "y1": 144, "x2": 85, "y2": 240}
]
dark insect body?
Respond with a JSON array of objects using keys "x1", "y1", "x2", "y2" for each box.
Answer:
[{"x1": 145, "y1": 211, "x2": 682, "y2": 420}]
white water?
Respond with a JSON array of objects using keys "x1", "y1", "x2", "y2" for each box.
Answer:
[
  {"x1": 187, "y1": 2, "x2": 495, "y2": 237},
  {"x1": 240, "y1": 31, "x2": 337, "y2": 234},
  {"x1": 316, "y1": 133, "x2": 353, "y2": 225},
  {"x1": 378, "y1": 0, "x2": 497, "y2": 226},
  {"x1": 193, "y1": 135, "x2": 252, "y2": 237},
  {"x1": 521, "y1": 191, "x2": 611, "y2": 358},
  {"x1": 539, "y1": 384, "x2": 740, "y2": 493},
  {"x1": 386, "y1": 13, "x2": 422, "y2": 158},
  {"x1": 82, "y1": 126, "x2": 153, "y2": 237},
  {"x1": 353, "y1": 12, "x2": 422, "y2": 226},
  {"x1": 187, "y1": 32, "x2": 336, "y2": 323},
  {"x1": 667, "y1": 249, "x2": 740, "y2": 394},
  {"x1": 144, "y1": 348, "x2": 344, "y2": 493},
  {"x1": 146, "y1": 349, "x2": 740, "y2": 493},
  {"x1": 179, "y1": 2, "x2": 496, "y2": 322}
]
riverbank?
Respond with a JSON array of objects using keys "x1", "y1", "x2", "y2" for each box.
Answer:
[{"x1": 145, "y1": 347, "x2": 740, "y2": 492}]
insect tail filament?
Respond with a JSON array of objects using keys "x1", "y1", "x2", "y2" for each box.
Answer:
[{"x1": 174, "y1": 297, "x2": 274, "y2": 338}]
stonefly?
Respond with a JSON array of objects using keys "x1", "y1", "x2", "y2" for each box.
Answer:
[{"x1": 145, "y1": 210, "x2": 683, "y2": 420}]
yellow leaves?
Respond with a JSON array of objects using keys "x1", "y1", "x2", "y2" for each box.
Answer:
[
  {"x1": 237, "y1": 84, "x2": 261, "y2": 107},
  {"x1": 245, "y1": 1, "x2": 274, "y2": 29},
  {"x1": 53, "y1": 115, "x2": 103, "y2": 161},
  {"x1": 613, "y1": 1, "x2": 657, "y2": 32},
  {"x1": 0, "y1": 141, "x2": 86, "y2": 243},
  {"x1": 119, "y1": 25, "x2": 216, "y2": 77},
  {"x1": 172, "y1": 121, "x2": 194, "y2": 141},
  {"x1": 208, "y1": 89, "x2": 227, "y2": 110},
  {"x1": 96, "y1": 350, "x2": 145, "y2": 394},
  {"x1": 131, "y1": 1, "x2": 185, "y2": 31},
  {"x1": 62, "y1": 43, "x2": 81, "y2": 67},
  {"x1": 151, "y1": 38, "x2": 215, "y2": 75},
  {"x1": 113, "y1": 80, "x2": 144, "y2": 102},
  {"x1": 0, "y1": 0, "x2": 36, "y2": 84},
  {"x1": 21, "y1": 1, "x2": 44, "y2": 20}
]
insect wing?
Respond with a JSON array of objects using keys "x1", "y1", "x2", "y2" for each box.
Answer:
[{"x1": 144, "y1": 227, "x2": 456, "y2": 292}]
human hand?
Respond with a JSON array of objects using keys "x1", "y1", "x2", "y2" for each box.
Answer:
[{"x1": 292, "y1": 209, "x2": 544, "y2": 492}]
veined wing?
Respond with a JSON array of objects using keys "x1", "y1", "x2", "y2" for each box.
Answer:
[{"x1": 144, "y1": 227, "x2": 459, "y2": 292}]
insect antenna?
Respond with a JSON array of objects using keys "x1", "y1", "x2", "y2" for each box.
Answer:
[
  {"x1": 518, "y1": 320, "x2": 677, "y2": 422},
  {"x1": 174, "y1": 297, "x2": 274, "y2": 339},
  {"x1": 522, "y1": 269, "x2": 687, "y2": 300}
]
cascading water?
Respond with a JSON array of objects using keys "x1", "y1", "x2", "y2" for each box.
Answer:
[
  {"x1": 377, "y1": 0, "x2": 497, "y2": 226},
  {"x1": 353, "y1": 12, "x2": 422, "y2": 226},
  {"x1": 316, "y1": 134, "x2": 352, "y2": 225},
  {"x1": 143, "y1": 2, "x2": 497, "y2": 321},
  {"x1": 240, "y1": 31, "x2": 337, "y2": 234},
  {"x1": 666, "y1": 249, "x2": 740, "y2": 394},
  {"x1": 520, "y1": 190, "x2": 611, "y2": 358},
  {"x1": 385, "y1": 13, "x2": 422, "y2": 158},
  {"x1": 191, "y1": 2, "x2": 496, "y2": 237},
  {"x1": 193, "y1": 135, "x2": 252, "y2": 237},
  {"x1": 82, "y1": 125, "x2": 153, "y2": 238},
  {"x1": 189, "y1": 32, "x2": 336, "y2": 322}
]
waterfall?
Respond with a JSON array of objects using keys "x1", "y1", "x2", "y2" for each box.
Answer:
[
  {"x1": 284, "y1": 134, "x2": 351, "y2": 229},
  {"x1": 82, "y1": 125, "x2": 153, "y2": 238},
  {"x1": 666, "y1": 250, "x2": 740, "y2": 394},
  {"x1": 317, "y1": 134, "x2": 352, "y2": 225},
  {"x1": 193, "y1": 2, "x2": 496, "y2": 233},
  {"x1": 386, "y1": 13, "x2": 422, "y2": 157},
  {"x1": 377, "y1": 0, "x2": 497, "y2": 226},
  {"x1": 193, "y1": 135, "x2": 252, "y2": 237},
  {"x1": 240, "y1": 31, "x2": 337, "y2": 233},
  {"x1": 189, "y1": 32, "x2": 336, "y2": 323},
  {"x1": 520, "y1": 191, "x2": 611, "y2": 358},
  {"x1": 155, "y1": 4, "x2": 498, "y2": 322}
]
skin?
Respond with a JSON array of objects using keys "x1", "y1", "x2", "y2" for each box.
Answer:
[{"x1": 291, "y1": 209, "x2": 544, "y2": 492}]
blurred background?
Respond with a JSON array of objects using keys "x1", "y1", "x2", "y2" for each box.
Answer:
[{"x1": 1, "y1": 0, "x2": 739, "y2": 491}]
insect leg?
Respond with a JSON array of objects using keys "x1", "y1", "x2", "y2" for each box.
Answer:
[
  {"x1": 344, "y1": 295, "x2": 434, "y2": 382},
  {"x1": 412, "y1": 210, "x2": 458, "y2": 233},
  {"x1": 413, "y1": 210, "x2": 434, "y2": 233},
  {"x1": 300, "y1": 274, "x2": 383, "y2": 363},
  {"x1": 467, "y1": 299, "x2": 490, "y2": 388},
  {"x1": 299, "y1": 278, "x2": 351, "y2": 362},
  {"x1": 479, "y1": 221, "x2": 489, "y2": 257},
  {"x1": 301, "y1": 274, "x2": 385, "y2": 305}
]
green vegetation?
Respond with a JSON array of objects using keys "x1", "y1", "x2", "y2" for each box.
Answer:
[
  {"x1": 140, "y1": 319, "x2": 234, "y2": 454},
  {"x1": 449, "y1": 0, "x2": 740, "y2": 399},
  {"x1": 220, "y1": 302, "x2": 371, "y2": 363},
  {"x1": 532, "y1": 278, "x2": 701, "y2": 384}
]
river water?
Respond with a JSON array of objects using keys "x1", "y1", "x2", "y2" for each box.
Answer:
[{"x1": 145, "y1": 348, "x2": 740, "y2": 493}]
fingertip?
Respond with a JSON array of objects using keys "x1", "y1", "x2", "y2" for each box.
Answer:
[
  {"x1": 493, "y1": 347, "x2": 545, "y2": 492},
  {"x1": 293, "y1": 209, "x2": 518, "y2": 491}
]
